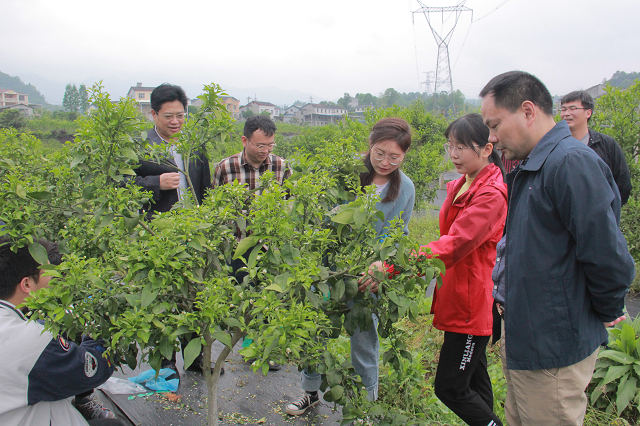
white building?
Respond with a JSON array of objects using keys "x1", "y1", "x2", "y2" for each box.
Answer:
[{"x1": 299, "y1": 103, "x2": 347, "y2": 126}]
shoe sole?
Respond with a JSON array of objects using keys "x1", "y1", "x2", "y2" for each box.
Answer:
[{"x1": 285, "y1": 399, "x2": 319, "y2": 416}]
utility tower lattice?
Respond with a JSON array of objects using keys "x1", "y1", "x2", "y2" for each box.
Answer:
[
  {"x1": 413, "y1": 1, "x2": 472, "y2": 96},
  {"x1": 422, "y1": 71, "x2": 435, "y2": 95}
]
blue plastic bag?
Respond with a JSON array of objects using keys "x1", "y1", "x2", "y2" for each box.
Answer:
[{"x1": 128, "y1": 368, "x2": 179, "y2": 392}]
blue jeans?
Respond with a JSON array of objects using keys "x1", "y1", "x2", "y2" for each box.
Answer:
[{"x1": 300, "y1": 312, "x2": 379, "y2": 401}]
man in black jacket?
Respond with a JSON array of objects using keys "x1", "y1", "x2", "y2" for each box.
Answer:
[
  {"x1": 131, "y1": 84, "x2": 215, "y2": 375},
  {"x1": 560, "y1": 90, "x2": 631, "y2": 205},
  {"x1": 133, "y1": 84, "x2": 211, "y2": 219}
]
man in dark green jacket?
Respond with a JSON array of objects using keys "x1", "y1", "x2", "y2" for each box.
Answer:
[{"x1": 481, "y1": 71, "x2": 635, "y2": 426}]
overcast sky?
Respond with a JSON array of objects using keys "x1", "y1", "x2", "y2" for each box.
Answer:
[{"x1": 2, "y1": 0, "x2": 639, "y2": 106}]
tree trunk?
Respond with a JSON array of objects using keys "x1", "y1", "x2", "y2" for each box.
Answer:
[{"x1": 203, "y1": 328, "x2": 247, "y2": 426}]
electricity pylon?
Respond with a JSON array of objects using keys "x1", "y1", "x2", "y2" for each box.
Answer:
[
  {"x1": 413, "y1": 1, "x2": 472, "y2": 96},
  {"x1": 422, "y1": 71, "x2": 435, "y2": 96}
]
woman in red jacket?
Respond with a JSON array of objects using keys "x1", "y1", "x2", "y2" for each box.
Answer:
[{"x1": 429, "y1": 113, "x2": 507, "y2": 426}]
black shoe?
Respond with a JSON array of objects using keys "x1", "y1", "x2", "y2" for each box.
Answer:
[
  {"x1": 267, "y1": 361, "x2": 281, "y2": 371},
  {"x1": 285, "y1": 391, "x2": 320, "y2": 416}
]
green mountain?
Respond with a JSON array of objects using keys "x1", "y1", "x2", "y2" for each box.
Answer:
[
  {"x1": 0, "y1": 71, "x2": 58, "y2": 110},
  {"x1": 608, "y1": 71, "x2": 640, "y2": 90}
]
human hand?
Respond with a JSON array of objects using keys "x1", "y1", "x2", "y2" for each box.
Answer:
[
  {"x1": 604, "y1": 316, "x2": 626, "y2": 328},
  {"x1": 358, "y1": 261, "x2": 385, "y2": 294},
  {"x1": 159, "y1": 172, "x2": 181, "y2": 190}
]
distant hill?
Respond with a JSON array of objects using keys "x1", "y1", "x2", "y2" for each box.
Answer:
[
  {"x1": 607, "y1": 71, "x2": 640, "y2": 90},
  {"x1": 0, "y1": 71, "x2": 60, "y2": 111}
]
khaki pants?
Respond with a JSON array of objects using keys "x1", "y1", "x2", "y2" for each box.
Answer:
[{"x1": 500, "y1": 321, "x2": 598, "y2": 426}]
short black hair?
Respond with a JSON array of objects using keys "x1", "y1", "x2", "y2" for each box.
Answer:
[
  {"x1": 151, "y1": 84, "x2": 188, "y2": 112},
  {"x1": 0, "y1": 237, "x2": 56, "y2": 300},
  {"x1": 479, "y1": 71, "x2": 554, "y2": 116},
  {"x1": 243, "y1": 115, "x2": 277, "y2": 139},
  {"x1": 561, "y1": 90, "x2": 594, "y2": 112}
]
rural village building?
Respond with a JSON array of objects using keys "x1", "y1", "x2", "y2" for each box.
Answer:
[{"x1": 0, "y1": 89, "x2": 42, "y2": 117}]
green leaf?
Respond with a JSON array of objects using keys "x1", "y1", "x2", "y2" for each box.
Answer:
[
  {"x1": 325, "y1": 385, "x2": 344, "y2": 402},
  {"x1": 213, "y1": 330, "x2": 233, "y2": 349},
  {"x1": 273, "y1": 273, "x2": 293, "y2": 290},
  {"x1": 121, "y1": 148, "x2": 139, "y2": 161},
  {"x1": 182, "y1": 338, "x2": 203, "y2": 370},
  {"x1": 280, "y1": 243, "x2": 300, "y2": 266},
  {"x1": 247, "y1": 244, "x2": 262, "y2": 270},
  {"x1": 141, "y1": 285, "x2": 159, "y2": 309},
  {"x1": 379, "y1": 244, "x2": 393, "y2": 262},
  {"x1": 331, "y1": 279, "x2": 345, "y2": 301},
  {"x1": 345, "y1": 279, "x2": 358, "y2": 299},
  {"x1": 602, "y1": 364, "x2": 631, "y2": 385},
  {"x1": 305, "y1": 288, "x2": 320, "y2": 309},
  {"x1": 118, "y1": 168, "x2": 137, "y2": 176},
  {"x1": 368, "y1": 405, "x2": 385, "y2": 417},
  {"x1": 70, "y1": 153, "x2": 87, "y2": 168},
  {"x1": 353, "y1": 208, "x2": 366, "y2": 229},
  {"x1": 326, "y1": 369, "x2": 342, "y2": 387},
  {"x1": 124, "y1": 294, "x2": 140, "y2": 307},
  {"x1": 223, "y1": 318, "x2": 243, "y2": 329},
  {"x1": 296, "y1": 202, "x2": 305, "y2": 215},
  {"x1": 27, "y1": 191, "x2": 52, "y2": 200},
  {"x1": 332, "y1": 208, "x2": 355, "y2": 224},
  {"x1": 432, "y1": 257, "x2": 446, "y2": 276},
  {"x1": 123, "y1": 215, "x2": 141, "y2": 231},
  {"x1": 616, "y1": 375, "x2": 637, "y2": 415},
  {"x1": 233, "y1": 235, "x2": 259, "y2": 259},
  {"x1": 82, "y1": 186, "x2": 97, "y2": 200},
  {"x1": 28, "y1": 241, "x2": 48, "y2": 265},
  {"x1": 391, "y1": 414, "x2": 408, "y2": 425},
  {"x1": 620, "y1": 323, "x2": 637, "y2": 355},
  {"x1": 15, "y1": 184, "x2": 27, "y2": 199},
  {"x1": 599, "y1": 349, "x2": 635, "y2": 365},
  {"x1": 317, "y1": 282, "x2": 330, "y2": 298}
]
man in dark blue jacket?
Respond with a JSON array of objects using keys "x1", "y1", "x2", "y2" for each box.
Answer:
[{"x1": 480, "y1": 71, "x2": 635, "y2": 426}]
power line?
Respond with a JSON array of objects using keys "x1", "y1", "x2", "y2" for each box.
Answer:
[{"x1": 473, "y1": 0, "x2": 512, "y2": 22}]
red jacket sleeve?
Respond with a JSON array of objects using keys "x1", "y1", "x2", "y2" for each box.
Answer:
[{"x1": 427, "y1": 188, "x2": 507, "y2": 269}]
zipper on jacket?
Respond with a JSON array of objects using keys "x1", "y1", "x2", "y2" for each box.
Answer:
[{"x1": 503, "y1": 167, "x2": 522, "y2": 323}]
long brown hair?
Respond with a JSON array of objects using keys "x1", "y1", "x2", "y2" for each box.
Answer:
[{"x1": 360, "y1": 118, "x2": 412, "y2": 202}]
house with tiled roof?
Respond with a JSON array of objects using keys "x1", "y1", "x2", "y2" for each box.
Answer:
[
  {"x1": 299, "y1": 103, "x2": 347, "y2": 126},
  {"x1": 240, "y1": 100, "x2": 281, "y2": 118},
  {"x1": 126, "y1": 83, "x2": 156, "y2": 120},
  {"x1": 0, "y1": 89, "x2": 29, "y2": 106}
]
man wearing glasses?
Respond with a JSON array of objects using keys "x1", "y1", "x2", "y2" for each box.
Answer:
[
  {"x1": 132, "y1": 83, "x2": 212, "y2": 219},
  {"x1": 213, "y1": 115, "x2": 290, "y2": 371},
  {"x1": 560, "y1": 90, "x2": 631, "y2": 205},
  {"x1": 130, "y1": 84, "x2": 213, "y2": 376},
  {"x1": 214, "y1": 115, "x2": 290, "y2": 191}
]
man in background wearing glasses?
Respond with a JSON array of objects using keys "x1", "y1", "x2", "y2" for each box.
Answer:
[
  {"x1": 560, "y1": 90, "x2": 631, "y2": 205},
  {"x1": 214, "y1": 115, "x2": 290, "y2": 192},
  {"x1": 132, "y1": 83, "x2": 212, "y2": 219},
  {"x1": 213, "y1": 115, "x2": 290, "y2": 371}
]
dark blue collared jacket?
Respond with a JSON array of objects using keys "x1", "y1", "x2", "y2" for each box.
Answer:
[{"x1": 503, "y1": 121, "x2": 635, "y2": 371}]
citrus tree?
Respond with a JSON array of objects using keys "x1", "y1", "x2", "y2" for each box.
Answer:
[{"x1": 0, "y1": 83, "x2": 441, "y2": 426}]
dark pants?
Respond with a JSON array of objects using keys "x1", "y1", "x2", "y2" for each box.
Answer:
[{"x1": 434, "y1": 332, "x2": 502, "y2": 426}]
